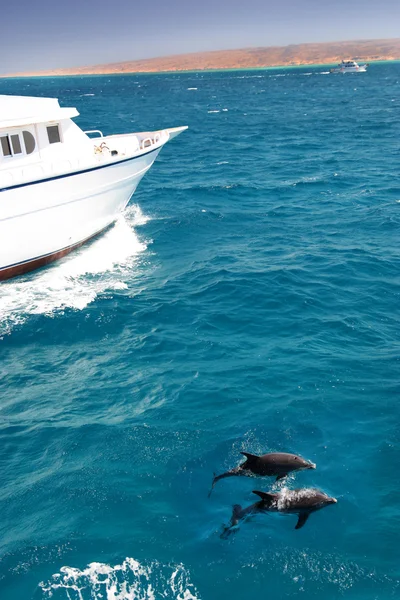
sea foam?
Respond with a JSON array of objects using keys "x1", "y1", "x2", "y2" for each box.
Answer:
[{"x1": 39, "y1": 557, "x2": 200, "y2": 600}]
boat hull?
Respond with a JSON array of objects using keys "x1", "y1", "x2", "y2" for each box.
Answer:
[
  {"x1": 330, "y1": 65, "x2": 367, "y2": 73},
  {"x1": 0, "y1": 226, "x2": 111, "y2": 281},
  {"x1": 0, "y1": 147, "x2": 161, "y2": 281}
]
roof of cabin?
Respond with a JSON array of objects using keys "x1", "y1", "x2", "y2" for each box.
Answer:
[{"x1": 0, "y1": 95, "x2": 79, "y2": 129}]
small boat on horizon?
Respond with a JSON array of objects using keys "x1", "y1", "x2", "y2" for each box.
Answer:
[
  {"x1": 0, "y1": 94, "x2": 187, "y2": 281},
  {"x1": 330, "y1": 60, "x2": 368, "y2": 73}
]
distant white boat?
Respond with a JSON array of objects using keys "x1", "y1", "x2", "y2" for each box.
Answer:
[
  {"x1": 330, "y1": 60, "x2": 368, "y2": 73},
  {"x1": 0, "y1": 95, "x2": 187, "y2": 280}
]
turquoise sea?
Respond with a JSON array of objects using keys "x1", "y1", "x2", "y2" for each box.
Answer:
[{"x1": 0, "y1": 64, "x2": 399, "y2": 599}]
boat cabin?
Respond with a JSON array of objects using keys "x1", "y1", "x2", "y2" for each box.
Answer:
[
  {"x1": 0, "y1": 94, "x2": 169, "y2": 189},
  {"x1": 0, "y1": 95, "x2": 95, "y2": 179}
]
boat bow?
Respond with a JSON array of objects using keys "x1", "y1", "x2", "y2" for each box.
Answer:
[{"x1": 165, "y1": 126, "x2": 188, "y2": 141}]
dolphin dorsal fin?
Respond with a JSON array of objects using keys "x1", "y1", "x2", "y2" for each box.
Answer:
[
  {"x1": 240, "y1": 451, "x2": 259, "y2": 461},
  {"x1": 252, "y1": 490, "x2": 275, "y2": 502}
]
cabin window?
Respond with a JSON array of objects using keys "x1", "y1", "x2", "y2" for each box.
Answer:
[
  {"x1": 11, "y1": 134, "x2": 22, "y2": 155},
  {"x1": 0, "y1": 136, "x2": 12, "y2": 157},
  {"x1": 0, "y1": 131, "x2": 37, "y2": 158},
  {"x1": 47, "y1": 125, "x2": 61, "y2": 144},
  {"x1": 23, "y1": 131, "x2": 36, "y2": 154}
]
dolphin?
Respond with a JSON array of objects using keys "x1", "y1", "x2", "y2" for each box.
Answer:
[
  {"x1": 210, "y1": 452, "x2": 316, "y2": 496},
  {"x1": 221, "y1": 488, "x2": 337, "y2": 537}
]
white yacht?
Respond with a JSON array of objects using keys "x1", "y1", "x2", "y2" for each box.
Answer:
[
  {"x1": 0, "y1": 94, "x2": 187, "y2": 281},
  {"x1": 330, "y1": 60, "x2": 368, "y2": 73}
]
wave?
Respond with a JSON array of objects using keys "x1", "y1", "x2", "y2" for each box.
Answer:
[
  {"x1": 0, "y1": 205, "x2": 148, "y2": 338},
  {"x1": 38, "y1": 557, "x2": 200, "y2": 599}
]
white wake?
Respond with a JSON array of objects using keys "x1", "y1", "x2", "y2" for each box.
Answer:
[{"x1": 0, "y1": 205, "x2": 149, "y2": 337}]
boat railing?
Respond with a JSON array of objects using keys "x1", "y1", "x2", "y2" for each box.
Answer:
[
  {"x1": 84, "y1": 130, "x2": 104, "y2": 138},
  {"x1": 0, "y1": 131, "x2": 166, "y2": 187},
  {"x1": 0, "y1": 130, "x2": 168, "y2": 187},
  {"x1": 140, "y1": 132, "x2": 162, "y2": 150}
]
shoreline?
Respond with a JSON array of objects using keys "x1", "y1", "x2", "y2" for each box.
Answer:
[{"x1": 2, "y1": 59, "x2": 399, "y2": 80}]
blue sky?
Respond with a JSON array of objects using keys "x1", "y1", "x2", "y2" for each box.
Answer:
[{"x1": 2, "y1": 0, "x2": 400, "y2": 74}]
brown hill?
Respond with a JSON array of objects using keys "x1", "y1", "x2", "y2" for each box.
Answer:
[{"x1": 5, "y1": 38, "x2": 400, "y2": 77}]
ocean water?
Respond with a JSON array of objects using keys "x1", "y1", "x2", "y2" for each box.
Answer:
[{"x1": 0, "y1": 64, "x2": 399, "y2": 599}]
